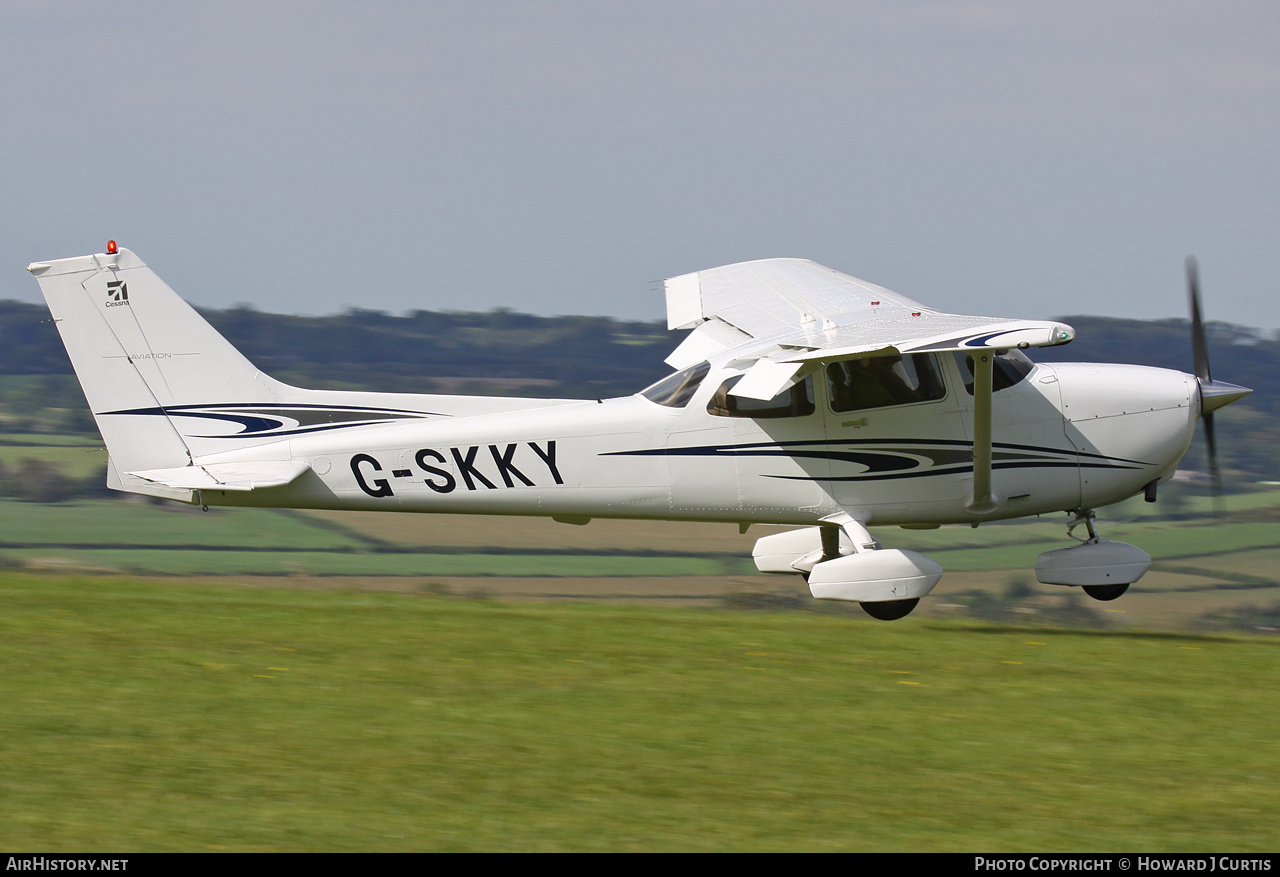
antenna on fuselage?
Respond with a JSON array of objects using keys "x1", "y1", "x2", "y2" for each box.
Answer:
[{"x1": 571, "y1": 362, "x2": 604, "y2": 404}]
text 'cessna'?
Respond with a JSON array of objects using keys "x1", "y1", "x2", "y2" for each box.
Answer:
[{"x1": 29, "y1": 243, "x2": 1250, "y2": 619}]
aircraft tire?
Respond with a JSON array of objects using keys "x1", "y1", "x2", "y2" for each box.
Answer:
[
  {"x1": 859, "y1": 598, "x2": 919, "y2": 620},
  {"x1": 1082, "y1": 583, "x2": 1129, "y2": 601}
]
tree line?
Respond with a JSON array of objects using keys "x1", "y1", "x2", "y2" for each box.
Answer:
[{"x1": 0, "y1": 299, "x2": 1274, "y2": 491}]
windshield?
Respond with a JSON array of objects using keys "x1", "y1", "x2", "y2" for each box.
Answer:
[
  {"x1": 640, "y1": 362, "x2": 710, "y2": 408},
  {"x1": 954, "y1": 349, "x2": 1036, "y2": 395}
]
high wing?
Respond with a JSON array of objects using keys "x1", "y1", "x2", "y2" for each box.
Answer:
[{"x1": 663, "y1": 258, "x2": 1075, "y2": 401}]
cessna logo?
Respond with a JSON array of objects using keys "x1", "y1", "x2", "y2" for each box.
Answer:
[
  {"x1": 105, "y1": 281, "x2": 130, "y2": 307},
  {"x1": 351, "y1": 441, "x2": 564, "y2": 498}
]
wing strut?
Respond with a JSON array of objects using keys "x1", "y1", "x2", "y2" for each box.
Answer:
[{"x1": 966, "y1": 352, "x2": 998, "y2": 514}]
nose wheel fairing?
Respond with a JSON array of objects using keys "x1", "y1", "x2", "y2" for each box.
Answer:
[
  {"x1": 1035, "y1": 537, "x2": 1151, "y2": 588},
  {"x1": 1034, "y1": 511, "x2": 1150, "y2": 603}
]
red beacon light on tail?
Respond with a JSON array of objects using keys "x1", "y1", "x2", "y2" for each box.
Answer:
[{"x1": 106, "y1": 240, "x2": 118, "y2": 255}]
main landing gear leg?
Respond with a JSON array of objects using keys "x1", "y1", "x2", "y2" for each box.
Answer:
[{"x1": 1067, "y1": 513, "x2": 1128, "y2": 601}]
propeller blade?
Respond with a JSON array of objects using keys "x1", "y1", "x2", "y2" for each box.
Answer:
[
  {"x1": 1186, "y1": 256, "x2": 1233, "y2": 508},
  {"x1": 1187, "y1": 256, "x2": 1211, "y2": 383},
  {"x1": 1204, "y1": 410, "x2": 1221, "y2": 504}
]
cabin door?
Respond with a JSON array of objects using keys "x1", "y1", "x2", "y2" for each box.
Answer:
[{"x1": 819, "y1": 354, "x2": 972, "y2": 519}]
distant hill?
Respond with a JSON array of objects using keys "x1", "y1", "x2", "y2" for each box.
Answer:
[
  {"x1": 0, "y1": 300, "x2": 1272, "y2": 480},
  {"x1": 0, "y1": 299, "x2": 676, "y2": 400}
]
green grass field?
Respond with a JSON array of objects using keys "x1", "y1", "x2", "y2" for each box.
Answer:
[
  {"x1": 0, "y1": 443, "x2": 106, "y2": 480},
  {"x1": 0, "y1": 432, "x2": 102, "y2": 446},
  {"x1": 1, "y1": 573, "x2": 1276, "y2": 851}
]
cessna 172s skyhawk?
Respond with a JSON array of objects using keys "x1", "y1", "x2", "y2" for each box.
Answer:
[{"x1": 28, "y1": 244, "x2": 1251, "y2": 619}]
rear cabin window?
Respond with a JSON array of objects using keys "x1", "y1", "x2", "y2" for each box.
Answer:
[
  {"x1": 707, "y1": 375, "x2": 815, "y2": 419},
  {"x1": 827, "y1": 354, "x2": 946, "y2": 413},
  {"x1": 953, "y1": 350, "x2": 1035, "y2": 395},
  {"x1": 640, "y1": 362, "x2": 710, "y2": 408}
]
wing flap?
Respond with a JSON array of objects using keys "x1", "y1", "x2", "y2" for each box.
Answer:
[
  {"x1": 664, "y1": 319, "x2": 754, "y2": 369},
  {"x1": 727, "y1": 359, "x2": 807, "y2": 401}
]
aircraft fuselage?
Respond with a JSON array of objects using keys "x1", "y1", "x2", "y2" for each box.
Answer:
[{"x1": 195, "y1": 355, "x2": 1198, "y2": 528}]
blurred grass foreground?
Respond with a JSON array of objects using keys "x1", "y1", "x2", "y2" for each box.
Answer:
[{"x1": 2, "y1": 573, "x2": 1277, "y2": 851}]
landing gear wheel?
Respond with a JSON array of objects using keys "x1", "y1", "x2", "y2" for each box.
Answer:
[
  {"x1": 1082, "y1": 583, "x2": 1129, "y2": 602},
  {"x1": 860, "y1": 598, "x2": 919, "y2": 620}
]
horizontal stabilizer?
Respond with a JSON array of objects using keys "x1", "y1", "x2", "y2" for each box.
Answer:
[{"x1": 129, "y1": 460, "x2": 311, "y2": 492}]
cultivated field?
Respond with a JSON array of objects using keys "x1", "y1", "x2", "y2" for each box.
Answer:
[{"x1": 2, "y1": 487, "x2": 1278, "y2": 631}]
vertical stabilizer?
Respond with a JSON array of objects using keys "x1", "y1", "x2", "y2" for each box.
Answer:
[{"x1": 27, "y1": 247, "x2": 281, "y2": 475}]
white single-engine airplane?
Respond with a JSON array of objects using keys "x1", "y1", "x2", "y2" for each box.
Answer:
[{"x1": 29, "y1": 243, "x2": 1251, "y2": 619}]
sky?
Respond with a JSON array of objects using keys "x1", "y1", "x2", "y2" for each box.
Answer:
[{"x1": 4, "y1": 1, "x2": 1279, "y2": 333}]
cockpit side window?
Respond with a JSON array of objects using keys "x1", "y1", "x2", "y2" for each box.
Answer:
[
  {"x1": 640, "y1": 361, "x2": 710, "y2": 408},
  {"x1": 707, "y1": 374, "x2": 815, "y2": 419},
  {"x1": 953, "y1": 349, "x2": 1035, "y2": 395},
  {"x1": 828, "y1": 353, "x2": 946, "y2": 413}
]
